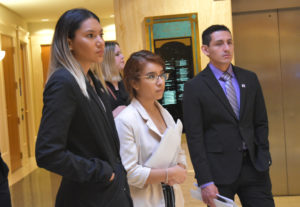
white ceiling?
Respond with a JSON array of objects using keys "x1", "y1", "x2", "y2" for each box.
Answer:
[{"x1": 0, "y1": 0, "x2": 114, "y2": 22}]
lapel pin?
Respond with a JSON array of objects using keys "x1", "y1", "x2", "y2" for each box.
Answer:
[{"x1": 241, "y1": 84, "x2": 246, "y2": 88}]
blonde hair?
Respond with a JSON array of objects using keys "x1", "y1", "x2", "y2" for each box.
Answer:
[
  {"x1": 48, "y1": 8, "x2": 103, "y2": 97},
  {"x1": 101, "y1": 41, "x2": 121, "y2": 82},
  {"x1": 91, "y1": 63, "x2": 106, "y2": 90}
]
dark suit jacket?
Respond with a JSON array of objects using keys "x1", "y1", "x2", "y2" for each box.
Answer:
[
  {"x1": 0, "y1": 154, "x2": 9, "y2": 183},
  {"x1": 183, "y1": 64, "x2": 272, "y2": 186},
  {"x1": 106, "y1": 81, "x2": 130, "y2": 110},
  {"x1": 36, "y1": 68, "x2": 132, "y2": 207}
]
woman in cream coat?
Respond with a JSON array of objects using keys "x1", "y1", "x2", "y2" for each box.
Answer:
[{"x1": 115, "y1": 50, "x2": 187, "y2": 207}]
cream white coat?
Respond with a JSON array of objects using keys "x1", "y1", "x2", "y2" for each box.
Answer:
[{"x1": 115, "y1": 98, "x2": 186, "y2": 207}]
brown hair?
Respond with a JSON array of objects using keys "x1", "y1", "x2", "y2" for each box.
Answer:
[{"x1": 123, "y1": 50, "x2": 165, "y2": 99}]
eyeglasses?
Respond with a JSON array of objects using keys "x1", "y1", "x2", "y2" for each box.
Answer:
[{"x1": 140, "y1": 72, "x2": 169, "y2": 82}]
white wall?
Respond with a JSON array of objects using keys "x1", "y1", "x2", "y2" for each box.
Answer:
[{"x1": 101, "y1": 17, "x2": 117, "y2": 41}]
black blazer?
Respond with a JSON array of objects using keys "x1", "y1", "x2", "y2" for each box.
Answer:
[
  {"x1": 183, "y1": 65, "x2": 272, "y2": 186},
  {"x1": 106, "y1": 81, "x2": 130, "y2": 110},
  {"x1": 36, "y1": 68, "x2": 132, "y2": 207},
  {"x1": 0, "y1": 153, "x2": 9, "y2": 183}
]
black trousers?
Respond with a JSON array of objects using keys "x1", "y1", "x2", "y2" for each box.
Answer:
[
  {"x1": 216, "y1": 152, "x2": 275, "y2": 207},
  {"x1": 0, "y1": 179, "x2": 12, "y2": 207}
]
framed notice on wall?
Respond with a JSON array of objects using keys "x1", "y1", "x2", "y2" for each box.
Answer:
[{"x1": 145, "y1": 13, "x2": 201, "y2": 126}]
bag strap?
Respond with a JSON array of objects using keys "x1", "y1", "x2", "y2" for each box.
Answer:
[{"x1": 106, "y1": 84, "x2": 117, "y2": 100}]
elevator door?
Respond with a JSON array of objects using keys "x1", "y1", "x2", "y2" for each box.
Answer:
[
  {"x1": 233, "y1": 8, "x2": 300, "y2": 195},
  {"x1": 278, "y1": 8, "x2": 300, "y2": 195}
]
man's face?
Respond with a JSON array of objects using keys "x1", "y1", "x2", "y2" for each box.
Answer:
[{"x1": 201, "y1": 30, "x2": 233, "y2": 70}]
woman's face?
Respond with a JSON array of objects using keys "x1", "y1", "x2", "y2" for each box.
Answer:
[
  {"x1": 114, "y1": 44, "x2": 125, "y2": 71},
  {"x1": 68, "y1": 17, "x2": 105, "y2": 71},
  {"x1": 133, "y1": 62, "x2": 165, "y2": 102}
]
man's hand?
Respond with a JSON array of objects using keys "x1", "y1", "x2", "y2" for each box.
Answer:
[{"x1": 201, "y1": 183, "x2": 219, "y2": 207}]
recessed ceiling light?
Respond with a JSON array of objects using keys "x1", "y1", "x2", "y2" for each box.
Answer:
[
  {"x1": 41, "y1": 19, "x2": 49, "y2": 22},
  {"x1": 110, "y1": 14, "x2": 115, "y2": 18}
]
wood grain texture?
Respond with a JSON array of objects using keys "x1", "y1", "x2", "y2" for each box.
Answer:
[
  {"x1": 114, "y1": 0, "x2": 233, "y2": 69},
  {"x1": 1, "y1": 34, "x2": 22, "y2": 172}
]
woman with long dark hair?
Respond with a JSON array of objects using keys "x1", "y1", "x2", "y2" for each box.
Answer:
[{"x1": 35, "y1": 8, "x2": 133, "y2": 207}]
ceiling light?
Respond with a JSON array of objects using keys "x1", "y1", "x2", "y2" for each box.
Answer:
[
  {"x1": 110, "y1": 14, "x2": 115, "y2": 18},
  {"x1": 41, "y1": 19, "x2": 49, "y2": 22}
]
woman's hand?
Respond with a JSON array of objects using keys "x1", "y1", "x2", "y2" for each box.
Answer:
[
  {"x1": 109, "y1": 172, "x2": 115, "y2": 181},
  {"x1": 178, "y1": 163, "x2": 186, "y2": 169},
  {"x1": 167, "y1": 165, "x2": 187, "y2": 186}
]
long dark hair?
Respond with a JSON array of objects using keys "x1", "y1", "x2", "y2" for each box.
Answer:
[{"x1": 49, "y1": 8, "x2": 100, "y2": 97}]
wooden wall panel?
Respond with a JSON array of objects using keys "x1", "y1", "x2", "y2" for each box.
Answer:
[
  {"x1": 113, "y1": 0, "x2": 233, "y2": 69},
  {"x1": 232, "y1": 0, "x2": 300, "y2": 13},
  {"x1": 41, "y1": 45, "x2": 51, "y2": 86}
]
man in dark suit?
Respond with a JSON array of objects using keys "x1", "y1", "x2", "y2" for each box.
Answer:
[
  {"x1": 183, "y1": 25, "x2": 275, "y2": 207},
  {"x1": 0, "y1": 153, "x2": 12, "y2": 207}
]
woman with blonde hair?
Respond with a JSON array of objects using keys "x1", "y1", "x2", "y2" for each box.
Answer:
[
  {"x1": 101, "y1": 41, "x2": 129, "y2": 117},
  {"x1": 35, "y1": 8, "x2": 133, "y2": 207}
]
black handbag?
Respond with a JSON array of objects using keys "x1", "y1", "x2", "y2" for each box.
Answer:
[{"x1": 162, "y1": 183, "x2": 175, "y2": 207}]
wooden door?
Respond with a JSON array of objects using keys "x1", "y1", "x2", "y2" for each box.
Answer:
[
  {"x1": 1, "y1": 34, "x2": 22, "y2": 172},
  {"x1": 41, "y1": 45, "x2": 51, "y2": 86}
]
